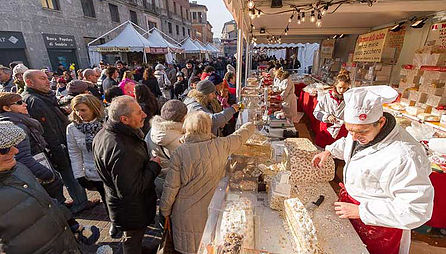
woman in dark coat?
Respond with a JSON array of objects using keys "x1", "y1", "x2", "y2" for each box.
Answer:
[
  {"x1": 0, "y1": 92, "x2": 65, "y2": 203},
  {"x1": 142, "y1": 67, "x2": 162, "y2": 98},
  {"x1": 135, "y1": 84, "x2": 160, "y2": 135}
]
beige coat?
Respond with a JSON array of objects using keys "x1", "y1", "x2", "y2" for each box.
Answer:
[{"x1": 159, "y1": 122, "x2": 255, "y2": 254}]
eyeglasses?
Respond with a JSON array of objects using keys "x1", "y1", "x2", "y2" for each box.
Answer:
[
  {"x1": 10, "y1": 100, "x2": 24, "y2": 106},
  {"x1": 0, "y1": 147, "x2": 11, "y2": 155}
]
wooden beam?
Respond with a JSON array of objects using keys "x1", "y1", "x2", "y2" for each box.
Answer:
[
  {"x1": 253, "y1": 1, "x2": 444, "y2": 13},
  {"x1": 253, "y1": 27, "x2": 370, "y2": 35}
]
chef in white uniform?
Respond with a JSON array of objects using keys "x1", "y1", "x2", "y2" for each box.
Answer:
[{"x1": 312, "y1": 85, "x2": 434, "y2": 254}]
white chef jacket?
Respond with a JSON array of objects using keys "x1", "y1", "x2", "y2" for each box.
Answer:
[
  {"x1": 313, "y1": 91, "x2": 345, "y2": 138},
  {"x1": 326, "y1": 124, "x2": 434, "y2": 254}
]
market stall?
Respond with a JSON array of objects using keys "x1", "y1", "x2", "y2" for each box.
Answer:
[
  {"x1": 198, "y1": 74, "x2": 368, "y2": 254},
  {"x1": 180, "y1": 37, "x2": 204, "y2": 61},
  {"x1": 144, "y1": 28, "x2": 183, "y2": 64},
  {"x1": 208, "y1": 0, "x2": 446, "y2": 253},
  {"x1": 88, "y1": 22, "x2": 153, "y2": 64}
]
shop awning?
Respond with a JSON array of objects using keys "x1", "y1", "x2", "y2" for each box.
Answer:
[
  {"x1": 92, "y1": 23, "x2": 152, "y2": 52},
  {"x1": 254, "y1": 43, "x2": 303, "y2": 49},
  {"x1": 224, "y1": 0, "x2": 443, "y2": 42},
  {"x1": 181, "y1": 37, "x2": 202, "y2": 53}
]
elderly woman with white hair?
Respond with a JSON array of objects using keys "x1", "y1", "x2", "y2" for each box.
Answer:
[{"x1": 159, "y1": 112, "x2": 255, "y2": 254}]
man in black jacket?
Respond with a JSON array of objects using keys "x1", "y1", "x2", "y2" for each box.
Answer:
[
  {"x1": 93, "y1": 95, "x2": 161, "y2": 254},
  {"x1": 21, "y1": 70, "x2": 92, "y2": 214}
]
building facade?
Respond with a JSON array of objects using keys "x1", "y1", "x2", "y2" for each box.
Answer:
[
  {"x1": 158, "y1": 0, "x2": 192, "y2": 43},
  {"x1": 1, "y1": 0, "x2": 161, "y2": 70},
  {"x1": 221, "y1": 20, "x2": 237, "y2": 57},
  {"x1": 190, "y1": 1, "x2": 213, "y2": 43}
]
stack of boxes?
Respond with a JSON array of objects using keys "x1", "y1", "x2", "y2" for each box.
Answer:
[{"x1": 396, "y1": 46, "x2": 446, "y2": 121}]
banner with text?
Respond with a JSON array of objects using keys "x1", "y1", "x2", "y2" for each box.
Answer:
[
  {"x1": 427, "y1": 22, "x2": 446, "y2": 47},
  {"x1": 321, "y1": 39, "x2": 335, "y2": 59},
  {"x1": 353, "y1": 28, "x2": 388, "y2": 62}
]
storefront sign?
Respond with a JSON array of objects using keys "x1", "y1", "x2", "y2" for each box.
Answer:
[
  {"x1": 427, "y1": 22, "x2": 446, "y2": 47},
  {"x1": 353, "y1": 28, "x2": 388, "y2": 62},
  {"x1": 320, "y1": 39, "x2": 335, "y2": 59},
  {"x1": 96, "y1": 47, "x2": 131, "y2": 52},
  {"x1": 0, "y1": 31, "x2": 26, "y2": 49},
  {"x1": 42, "y1": 33, "x2": 76, "y2": 49}
]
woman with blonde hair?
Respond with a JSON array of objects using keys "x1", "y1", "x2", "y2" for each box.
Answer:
[
  {"x1": 160, "y1": 111, "x2": 255, "y2": 254},
  {"x1": 66, "y1": 94, "x2": 106, "y2": 210}
]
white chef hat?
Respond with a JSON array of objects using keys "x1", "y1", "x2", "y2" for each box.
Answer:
[{"x1": 343, "y1": 85, "x2": 398, "y2": 124}]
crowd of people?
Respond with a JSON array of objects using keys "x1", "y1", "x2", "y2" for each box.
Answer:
[{"x1": 0, "y1": 57, "x2": 246, "y2": 254}]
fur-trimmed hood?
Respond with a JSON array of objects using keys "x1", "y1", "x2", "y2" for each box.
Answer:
[{"x1": 149, "y1": 115, "x2": 183, "y2": 148}]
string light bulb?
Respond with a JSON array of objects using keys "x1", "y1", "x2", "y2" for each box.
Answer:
[
  {"x1": 316, "y1": 12, "x2": 322, "y2": 27},
  {"x1": 301, "y1": 12, "x2": 306, "y2": 22},
  {"x1": 297, "y1": 14, "x2": 301, "y2": 24},
  {"x1": 288, "y1": 14, "x2": 294, "y2": 23},
  {"x1": 321, "y1": 5, "x2": 328, "y2": 16},
  {"x1": 310, "y1": 11, "x2": 316, "y2": 23},
  {"x1": 247, "y1": 0, "x2": 255, "y2": 9}
]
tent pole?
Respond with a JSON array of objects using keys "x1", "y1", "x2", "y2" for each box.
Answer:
[
  {"x1": 235, "y1": 9, "x2": 244, "y2": 102},
  {"x1": 88, "y1": 20, "x2": 130, "y2": 47},
  {"x1": 244, "y1": 36, "x2": 250, "y2": 81}
]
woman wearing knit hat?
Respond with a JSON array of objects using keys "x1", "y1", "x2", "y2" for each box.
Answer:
[
  {"x1": 145, "y1": 99, "x2": 187, "y2": 198},
  {"x1": 184, "y1": 79, "x2": 239, "y2": 136},
  {"x1": 0, "y1": 121, "x2": 100, "y2": 250},
  {"x1": 12, "y1": 63, "x2": 28, "y2": 94},
  {"x1": 59, "y1": 80, "x2": 91, "y2": 109},
  {"x1": 0, "y1": 92, "x2": 66, "y2": 203}
]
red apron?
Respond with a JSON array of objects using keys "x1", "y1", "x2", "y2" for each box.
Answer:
[{"x1": 338, "y1": 183, "x2": 403, "y2": 254}]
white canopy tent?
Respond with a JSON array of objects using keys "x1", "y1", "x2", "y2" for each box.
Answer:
[
  {"x1": 89, "y1": 22, "x2": 152, "y2": 63},
  {"x1": 193, "y1": 40, "x2": 209, "y2": 53},
  {"x1": 206, "y1": 43, "x2": 221, "y2": 53},
  {"x1": 145, "y1": 28, "x2": 183, "y2": 64},
  {"x1": 181, "y1": 37, "x2": 202, "y2": 53}
]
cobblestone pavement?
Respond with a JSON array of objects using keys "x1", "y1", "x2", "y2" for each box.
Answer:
[{"x1": 65, "y1": 189, "x2": 163, "y2": 254}]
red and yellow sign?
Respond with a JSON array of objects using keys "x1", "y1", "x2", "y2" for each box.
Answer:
[
  {"x1": 427, "y1": 22, "x2": 446, "y2": 47},
  {"x1": 353, "y1": 28, "x2": 389, "y2": 62}
]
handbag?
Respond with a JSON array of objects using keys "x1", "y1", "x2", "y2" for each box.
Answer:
[
  {"x1": 157, "y1": 217, "x2": 176, "y2": 254},
  {"x1": 29, "y1": 131, "x2": 61, "y2": 185}
]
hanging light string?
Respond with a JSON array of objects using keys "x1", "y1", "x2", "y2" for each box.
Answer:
[{"x1": 247, "y1": 0, "x2": 377, "y2": 44}]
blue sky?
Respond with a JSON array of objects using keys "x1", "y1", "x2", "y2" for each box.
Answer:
[{"x1": 192, "y1": 0, "x2": 234, "y2": 38}]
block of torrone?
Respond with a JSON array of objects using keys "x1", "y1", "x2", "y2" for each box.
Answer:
[{"x1": 284, "y1": 138, "x2": 335, "y2": 189}]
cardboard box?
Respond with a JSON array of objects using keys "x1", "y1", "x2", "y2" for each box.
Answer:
[
  {"x1": 426, "y1": 95, "x2": 446, "y2": 107},
  {"x1": 431, "y1": 107, "x2": 445, "y2": 117},
  {"x1": 422, "y1": 71, "x2": 446, "y2": 81},
  {"x1": 409, "y1": 91, "x2": 428, "y2": 103}
]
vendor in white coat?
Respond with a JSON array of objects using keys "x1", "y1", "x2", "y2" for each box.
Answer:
[
  {"x1": 313, "y1": 70, "x2": 350, "y2": 139},
  {"x1": 280, "y1": 71, "x2": 299, "y2": 124},
  {"x1": 312, "y1": 85, "x2": 434, "y2": 254}
]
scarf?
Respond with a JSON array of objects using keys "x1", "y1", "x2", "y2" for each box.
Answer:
[
  {"x1": 351, "y1": 112, "x2": 396, "y2": 157},
  {"x1": 0, "y1": 111, "x2": 48, "y2": 149},
  {"x1": 24, "y1": 87, "x2": 69, "y2": 125},
  {"x1": 75, "y1": 119, "x2": 103, "y2": 151}
]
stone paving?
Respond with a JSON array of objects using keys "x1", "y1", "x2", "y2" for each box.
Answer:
[{"x1": 66, "y1": 189, "x2": 163, "y2": 254}]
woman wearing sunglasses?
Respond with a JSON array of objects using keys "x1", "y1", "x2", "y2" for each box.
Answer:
[{"x1": 0, "y1": 92, "x2": 65, "y2": 203}]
